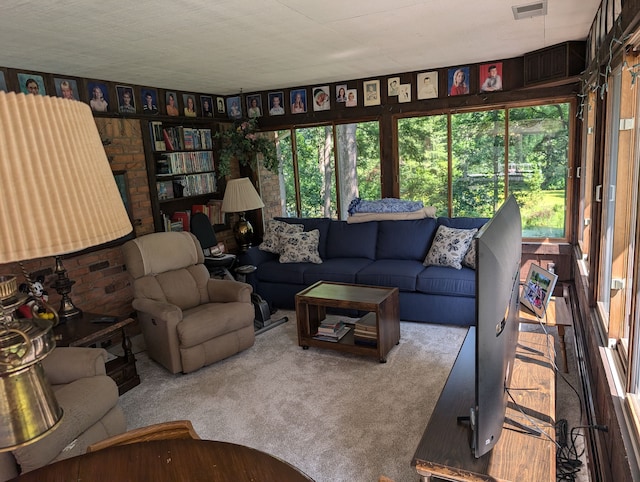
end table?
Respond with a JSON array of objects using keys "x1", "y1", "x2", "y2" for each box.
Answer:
[{"x1": 52, "y1": 313, "x2": 140, "y2": 394}]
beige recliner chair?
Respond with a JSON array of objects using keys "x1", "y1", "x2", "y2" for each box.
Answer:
[
  {"x1": 0, "y1": 347, "x2": 126, "y2": 481},
  {"x1": 122, "y1": 231, "x2": 255, "y2": 374}
]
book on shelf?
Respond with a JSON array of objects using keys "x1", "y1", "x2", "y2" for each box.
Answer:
[
  {"x1": 355, "y1": 312, "x2": 377, "y2": 332},
  {"x1": 207, "y1": 200, "x2": 225, "y2": 224},
  {"x1": 313, "y1": 324, "x2": 350, "y2": 342},
  {"x1": 150, "y1": 121, "x2": 166, "y2": 151},
  {"x1": 171, "y1": 211, "x2": 190, "y2": 231}
]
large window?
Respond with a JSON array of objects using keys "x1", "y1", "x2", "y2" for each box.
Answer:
[
  {"x1": 273, "y1": 121, "x2": 381, "y2": 219},
  {"x1": 397, "y1": 101, "x2": 571, "y2": 238}
]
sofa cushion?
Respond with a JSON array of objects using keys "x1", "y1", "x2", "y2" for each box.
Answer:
[
  {"x1": 376, "y1": 218, "x2": 438, "y2": 260},
  {"x1": 259, "y1": 219, "x2": 303, "y2": 254},
  {"x1": 462, "y1": 240, "x2": 477, "y2": 269},
  {"x1": 275, "y1": 217, "x2": 331, "y2": 259},
  {"x1": 279, "y1": 229, "x2": 322, "y2": 264},
  {"x1": 416, "y1": 265, "x2": 476, "y2": 298},
  {"x1": 302, "y1": 258, "x2": 374, "y2": 285},
  {"x1": 326, "y1": 221, "x2": 377, "y2": 259},
  {"x1": 437, "y1": 216, "x2": 489, "y2": 230},
  {"x1": 423, "y1": 225, "x2": 477, "y2": 270},
  {"x1": 356, "y1": 259, "x2": 424, "y2": 291},
  {"x1": 256, "y1": 259, "x2": 307, "y2": 284}
]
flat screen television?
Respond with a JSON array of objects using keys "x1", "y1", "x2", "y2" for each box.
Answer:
[{"x1": 470, "y1": 194, "x2": 522, "y2": 457}]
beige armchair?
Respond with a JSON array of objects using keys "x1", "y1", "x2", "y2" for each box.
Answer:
[
  {"x1": 0, "y1": 347, "x2": 126, "y2": 481},
  {"x1": 122, "y1": 231, "x2": 255, "y2": 374}
]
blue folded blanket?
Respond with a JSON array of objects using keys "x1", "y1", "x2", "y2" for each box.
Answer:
[{"x1": 348, "y1": 197, "x2": 424, "y2": 215}]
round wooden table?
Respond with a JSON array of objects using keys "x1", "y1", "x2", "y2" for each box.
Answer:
[{"x1": 15, "y1": 439, "x2": 314, "y2": 481}]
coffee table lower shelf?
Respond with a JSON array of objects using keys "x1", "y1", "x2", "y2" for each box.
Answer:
[{"x1": 295, "y1": 281, "x2": 400, "y2": 363}]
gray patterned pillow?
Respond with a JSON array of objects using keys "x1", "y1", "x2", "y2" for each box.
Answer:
[
  {"x1": 423, "y1": 225, "x2": 478, "y2": 270},
  {"x1": 462, "y1": 239, "x2": 477, "y2": 269},
  {"x1": 279, "y1": 229, "x2": 322, "y2": 264},
  {"x1": 259, "y1": 219, "x2": 304, "y2": 254}
]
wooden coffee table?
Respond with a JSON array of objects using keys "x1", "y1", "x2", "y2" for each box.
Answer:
[{"x1": 295, "y1": 281, "x2": 400, "y2": 362}]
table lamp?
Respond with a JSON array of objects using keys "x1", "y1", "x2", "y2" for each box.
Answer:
[
  {"x1": 0, "y1": 92, "x2": 132, "y2": 451},
  {"x1": 221, "y1": 177, "x2": 264, "y2": 252}
]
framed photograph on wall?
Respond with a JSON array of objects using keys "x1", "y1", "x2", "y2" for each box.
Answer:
[
  {"x1": 363, "y1": 79, "x2": 380, "y2": 106},
  {"x1": 200, "y1": 95, "x2": 214, "y2": 117},
  {"x1": 246, "y1": 94, "x2": 263, "y2": 118},
  {"x1": 268, "y1": 91, "x2": 285, "y2": 115},
  {"x1": 87, "y1": 81, "x2": 110, "y2": 112},
  {"x1": 417, "y1": 71, "x2": 438, "y2": 99},
  {"x1": 312, "y1": 86, "x2": 330, "y2": 111},
  {"x1": 398, "y1": 84, "x2": 411, "y2": 103},
  {"x1": 17, "y1": 73, "x2": 46, "y2": 95},
  {"x1": 141, "y1": 88, "x2": 159, "y2": 115},
  {"x1": 0, "y1": 71, "x2": 6, "y2": 92},
  {"x1": 520, "y1": 264, "x2": 558, "y2": 318},
  {"x1": 165, "y1": 91, "x2": 179, "y2": 116},
  {"x1": 345, "y1": 88, "x2": 357, "y2": 107},
  {"x1": 116, "y1": 85, "x2": 136, "y2": 114},
  {"x1": 183, "y1": 94, "x2": 197, "y2": 117},
  {"x1": 448, "y1": 66, "x2": 470, "y2": 96},
  {"x1": 54, "y1": 78, "x2": 79, "y2": 100},
  {"x1": 290, "y1": 89, "x2": 307, "y2": 114},
  {"x1": 226, "y1": 96, "x2": 242, "y2": 119},
  {"x1": 336, "y1": 84, "x2": 347, "y2": 102},
  {"x1": 387, "y1": 77, "x2": 400, "y2": 96},
  {"x1": 479, "y1": 62, "x2": 503, "y2": 93},
  {"x1": 216, "y1": 96, "x2": 226, "y2": 114}
]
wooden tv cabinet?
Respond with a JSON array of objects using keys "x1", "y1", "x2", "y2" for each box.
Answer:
[{"x1": 412, "y1": 327, "x2": 556, "y2": 481}]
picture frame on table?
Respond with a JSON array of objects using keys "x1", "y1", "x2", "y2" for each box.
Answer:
[
  {"x1": 363, "y1": 79, "x2": 380, "y2": 106},
  {"x1": 520, "y1": 263, "x2": 558, "y2": 318},
  {"x1": 54, "y1": 78, "x2": 80, "y2": 100}
]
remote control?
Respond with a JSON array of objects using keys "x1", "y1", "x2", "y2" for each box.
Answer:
[{"x1": 90, "y1": 316, "x2": 118, "y2": 323}]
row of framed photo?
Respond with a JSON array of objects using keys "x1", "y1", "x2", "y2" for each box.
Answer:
[
  {"x1": 0, "y1": 61, "x2": 504, "y2": 120},
  {"x1": 230, "y1": 62, "x2": 504, "y2": 118}
]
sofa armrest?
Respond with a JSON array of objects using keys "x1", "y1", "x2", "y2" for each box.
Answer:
[
  {"x1": 42, "y1": 347, "x2": 108, "y2": 385},
  {"x1": 240, "y1": 246, "x2": 276, "y2": 267},
  {"x1": 207, "y1": 279, "x2": 252, "y2": 303},
  {"x1": 132, "y1": 298, "x2": 183, "y2": 324}
]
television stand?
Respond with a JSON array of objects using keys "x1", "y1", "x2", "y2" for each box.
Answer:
[{"x1": 412, "y1": 327, "x2": 556, "y2": 481}]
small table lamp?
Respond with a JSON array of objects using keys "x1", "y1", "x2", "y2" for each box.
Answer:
[
  {"x1": 0, "y1": 92, "x2": 132, "y2": 451},
  {"x1": 221, "y1": 178, "x2": 264, "y2": 252}
]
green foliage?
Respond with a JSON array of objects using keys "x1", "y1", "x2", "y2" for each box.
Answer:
[{"x1": 215, "y1": 118, "x2": 278, "y2": 177}]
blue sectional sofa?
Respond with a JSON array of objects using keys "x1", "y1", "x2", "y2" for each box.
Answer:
[{"x1": 241, "y1": 216, "x2": 489, "y2": 326}]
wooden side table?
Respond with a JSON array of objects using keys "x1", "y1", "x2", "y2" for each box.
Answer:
[
  {"x1": 52, "y1": 313, "x2": 140, "y2": 394},
  {"x1": 519, "y1": 296, "x2": 572, "y2": 372}
]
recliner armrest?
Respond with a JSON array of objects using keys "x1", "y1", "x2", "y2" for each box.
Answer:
[
  {"x1": 207, "y1": 279, "x2": 252, "y2": 303},
  {"x1": 132, "y1": 298, "x2": 183, "y2": 324},
  {"x1": 43, "y1": 347, "x2": 108, "y2": 384}
]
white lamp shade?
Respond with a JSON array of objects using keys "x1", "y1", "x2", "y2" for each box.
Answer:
[
  {"x1": 221, "y1": 177, "x2": 265, "y2": 213},
  {"x1": 0, "y1": 92, "x2": 133, "y2": 263}
]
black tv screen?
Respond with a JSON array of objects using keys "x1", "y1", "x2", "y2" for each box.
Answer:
[{"x1": 471, "y1": 195, "x2": 522, "y2": 457}]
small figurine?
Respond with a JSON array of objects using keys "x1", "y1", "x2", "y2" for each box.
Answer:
[{"x1": 17, "y1": 276, "x2": 54, "y2": 320}]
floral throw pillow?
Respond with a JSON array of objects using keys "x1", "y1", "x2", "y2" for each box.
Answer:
[
  {"x1": 462, "y1": 240, "x2": 477, "y2": 270},
  {"x1": 423, "y1": 225, "x2": 478, "y2": 270},
  {"x1": 279, "y1": 229, "x2": 322, "y2": 264},
  {"x1": 259, "y1": 219, "x2": 304, "y2": 254}
]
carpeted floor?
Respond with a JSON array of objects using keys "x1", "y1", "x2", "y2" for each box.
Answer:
[
  {"x1": 119, "y1": 312, "x2": 467, "y2": 482},
  {"x1": 117, "y1": 308, "x2": 589, "y2": 482}
]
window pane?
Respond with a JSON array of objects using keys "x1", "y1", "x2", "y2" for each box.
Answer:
[
  {"x1": 335, "y1": 121, "x2": 381, "y2": 218},
  {"x1": 295, "y1": 126, "x2": 336, "y2": 218},
  {"x1": 508, "y1": 103, "x2": 570, "y2": 238},
  {"x1": 398, "y1": 115, "x2": 449, "y2": 212},
  {"x1": 451, "y1": 110, "x2": 505, "y2": 217}
]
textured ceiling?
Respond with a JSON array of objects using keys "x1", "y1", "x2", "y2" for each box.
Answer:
[{"x1": 0, "y1": 0, "x2": 599, "y2": 95}]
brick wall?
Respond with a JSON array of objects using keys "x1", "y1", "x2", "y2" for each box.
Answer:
[{"x1": 0, "y1": 118, "x2": 151, "y2": 318}]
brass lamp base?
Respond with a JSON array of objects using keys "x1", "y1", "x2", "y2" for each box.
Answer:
[{"x1": 233, "y1": 212, "x2": 254, "y2": 253}]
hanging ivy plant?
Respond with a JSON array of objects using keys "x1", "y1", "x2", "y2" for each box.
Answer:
[{"x1": 214, "y1": 118, "x2": 278, "y2": 177}]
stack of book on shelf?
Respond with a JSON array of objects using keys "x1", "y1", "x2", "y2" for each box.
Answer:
[
  {"x1": 313, "y1": 319, "x2": 350, "y2": 343},
  {"x1": 353, "y1": 312, "x2": 377, "y2": 347}
]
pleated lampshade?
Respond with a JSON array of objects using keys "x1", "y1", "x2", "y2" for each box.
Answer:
[{"x1": 0, "y1": 91, "x2": 133, "y2": 451}]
